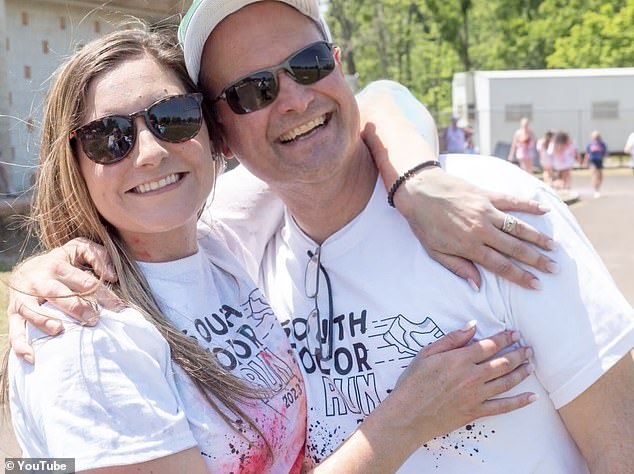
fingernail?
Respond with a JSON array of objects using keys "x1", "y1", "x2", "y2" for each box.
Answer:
[
  {"x1": 45, "y1": 319, "x2": 63, "y2": 335},
  {"x1": 24, "y1": 353, "x2": 34, "y2": 365},
  {"x1": 511, "y1": 330, "x2": 521, "y2": 342},
  {"x1": 538, "y1": 204, "x2": 550, "y2": 213},
  {"x1": 545, "y1": 238, "x2": 555, "y2": 251},
  {"x1": 526, "y1": 363, "x2": 535, "y2": 374},
  {"x1": 525, "y1": 347, "x2": 534, "y2": 359},
  {"x1": 545, "y1": 260, "x2": 560, "y2": 274},
  {"x1": 467, "y1": 279, "x2": 480, "y2": 292},
  {"x1": 528, "y1": 393, "x2": 539, "y2": 403},
  {"x1": 529, "y1": 278, "x2": 542, "y2": 290},
  {"x1": 461, "y1": 320, "x2": 477, "y2": 332}
]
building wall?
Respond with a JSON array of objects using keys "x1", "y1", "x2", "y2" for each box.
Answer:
[{"x1": 0, "y1": 0, "x2": 187, "y2": 193}]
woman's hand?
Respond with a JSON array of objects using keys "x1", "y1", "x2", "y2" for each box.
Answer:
[
  {"x1": 394, "y1": 167, "x2": 557, "y2": 290},
  {"x1": 8, "y1": 237, "x2": 121, "y2": 362},
  {"x1": 313, "y1": 324, "x2": 535, "y2": 473}
]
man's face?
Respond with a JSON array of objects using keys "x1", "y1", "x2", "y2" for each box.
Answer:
[{"x1": 200, "y1": 1, "x2": 361, "y2": 190}]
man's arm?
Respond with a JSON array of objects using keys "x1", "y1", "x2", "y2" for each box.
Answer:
[{"x1": 558, "y1": 351, "x2": 634, "y2": 473}]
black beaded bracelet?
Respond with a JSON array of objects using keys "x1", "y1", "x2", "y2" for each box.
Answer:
[{"x1": 387, "y1": 160, "x2": 442, "y2": 207}]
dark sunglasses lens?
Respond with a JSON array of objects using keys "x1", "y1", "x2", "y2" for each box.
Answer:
[
  {"x1": 226, "y1": 72, "x2": 278, "y2": 114},
  {"x1": 80, "y1": 116, "x2": 132, "y2": 164},
  {"x1": 149, "y1": 95, "x2": 202, "y2": 142},
  {"x1": 290, "y1": 43, "x2": 335, "y2": 84}
]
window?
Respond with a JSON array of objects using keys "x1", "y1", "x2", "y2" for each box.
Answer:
[
  {"x1": 94, "y1": 21, "x2": 101, "y2": 33},
  {"x1": 592, "y1": 101, "x2": 619, "y2": 120},
  {"x1": 505, "y1": 104, "x2": 532, "y2": 122},
  {"x1": 21, "y1": 12, "x2": 28, "y2": 26},
  {"x1": 24, "y1": 65, "x2": 31, "y2": 79},
  {"x1": 59, "y1": 16, "x2": 66, "y2": 30},
  {"x1": 42, "y1": 40, "x2": 49, "y2": 54}
]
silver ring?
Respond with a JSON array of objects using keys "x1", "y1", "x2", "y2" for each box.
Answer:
[{"x1": 501, "y1": 214, "x2": 517, "y2": 234}]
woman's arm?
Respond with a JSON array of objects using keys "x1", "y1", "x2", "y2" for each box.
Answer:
[
  {"x1": 313, "y1": 326, "x2": 535, "y2": 473},
  {"x1": 357, "y1": 80, "x2": 557, "y2": 290}
]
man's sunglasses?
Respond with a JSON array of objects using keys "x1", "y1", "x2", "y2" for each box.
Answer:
[
  {"x1": 70, "y1": 93, "x2": 204, "y2": 165},
  {"x1": 212, "y1": 41, "x2": 336, "y2": 115}
]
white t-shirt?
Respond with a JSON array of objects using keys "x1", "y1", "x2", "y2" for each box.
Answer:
[
  {"x1": 254, "y1": 154, "x2": 634, "y2": 472},
  {"x1": 9, "y1": 223, "x2": 306, "y2": 473}
]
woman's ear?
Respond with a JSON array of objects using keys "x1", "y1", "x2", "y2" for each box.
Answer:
[{"x1": 333, "y1": 45, "x2": 343, "y2": 66}]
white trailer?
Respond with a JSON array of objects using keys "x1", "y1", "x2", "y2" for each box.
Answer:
[{"x1": 452, "y1": 68, "x2": 634, "y2": 158}]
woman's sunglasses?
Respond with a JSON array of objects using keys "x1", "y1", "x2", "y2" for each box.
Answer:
[
  {"x1": 212, "y1": 41, "x2": 336, "y2": 115},
  {"x1": 70, "y1": 93, "x2": 204, "y2": 165}
]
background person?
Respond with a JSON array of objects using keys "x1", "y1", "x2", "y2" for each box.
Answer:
[
  {"x1": 443, "y1": 115, "x2": 466, "y2": 153},
  {"x1": 584, "y1": 130, "x2": 607, "y2": 198},
  {"x1": 548, "y1": 130, "x2": 578, "y2": 190},
  {"x1": 508, "y1": 117, "x2": 536, "y2": 174},
  {"x1": 536, "y1": 130, "x2": 554, "y2": 186},
  {"x1": 624, "y1": 130, "x2": 634, "y2": 171}
]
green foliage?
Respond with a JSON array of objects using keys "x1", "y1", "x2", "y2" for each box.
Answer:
[{"x1": 325, "y1": 0, "x2": 634, "y2": 121}]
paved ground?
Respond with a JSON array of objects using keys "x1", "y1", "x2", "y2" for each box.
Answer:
[{"x1": 1, "y1": 167, "x2": 632, "y2": 462}]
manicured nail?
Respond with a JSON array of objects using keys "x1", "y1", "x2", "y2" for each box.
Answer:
[
  {"x1": 511, "y1": 330, "x2": 521, "y2": 342},
  {"x1": 545, "y1": 238, "x2": 555, "y2": 251},
  {"x1": 461, "y1": 320, "x2": 477, "y2": 332},
  {"x1": 538, "y1": 204, "x2": 551, "y2": 213},
  {"x1": 526, "y1": 363, "x2": 535, "y2": 374},
  {"x1": 525, "y1": 347, "x2": 534, "y2": 359},
  {"x1": 529, "y1": 278, "x2": 542, "y2": 290},
  {"x1": 45, "y1": 319, "x2": 63, "y2": 335},
  {"x1": 23, "y1": 353, "x2": 34, "y2": 365},
  {"x1": 467, "y1": 279, "x2": 480, "y2": 292},
  {"x1": 528, "y1": 393, "x2": 539, "y2": 403},
  {"x1": 546, "y1": 261, "x2": 560, "y2": 274}
]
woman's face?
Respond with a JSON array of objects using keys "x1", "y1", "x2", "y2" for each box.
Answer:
[{"x1": 77, "y1": 53, "x2": 215, "y2": 261}]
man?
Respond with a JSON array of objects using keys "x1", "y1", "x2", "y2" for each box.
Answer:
[
  {"x1": 443, "y1": 115, "x2": 466, "y2": 153},
  {"x1": 180, "y1": 0, "x2": 633, "y2": 472}
]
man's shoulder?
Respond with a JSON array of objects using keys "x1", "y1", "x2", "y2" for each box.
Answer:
[{"x1": 441, "y1": 153, "x2": 547, "y2": 199}]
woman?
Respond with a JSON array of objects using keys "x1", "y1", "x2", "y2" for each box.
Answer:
[
  {"x1": 584, "y1": 130, "x2": 607, "y2": 198},
  {"x1": 536, "y1": 130, "x2": 554, "y2": 186},
  {"x1": 1, "y1": 27, "x2": 533, "y2": 473},
  {"x1": 548, "y1": 131, "x2": 578, "y2": 190},
  {"x1": 508, "y1": 117, "x2": 536, "y2": 174}
]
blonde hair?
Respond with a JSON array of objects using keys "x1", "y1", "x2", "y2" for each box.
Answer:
[{"x1": 1, "y1": 25, "x2": 270, "y2": 449}]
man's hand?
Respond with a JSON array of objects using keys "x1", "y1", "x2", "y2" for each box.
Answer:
[
  {"x1": 8, "y1": 238, "x2": 121, "y2": 362},
  {"x1": 394, "y1": 167, "x2": 557, "y2": 290}
]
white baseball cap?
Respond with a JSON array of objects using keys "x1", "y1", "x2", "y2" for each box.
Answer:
[{"x1": 179, "y1": 0, "x2": 332, "y2": 84}]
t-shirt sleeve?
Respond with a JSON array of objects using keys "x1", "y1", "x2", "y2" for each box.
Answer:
[
  {"x1": 202, "y1": 164, "x2": 285, "y2": 266},
  {"x1": 9, "y1": 307, "x2": 197, "y2": 471},
  {"x1": 504, "y1": 187, "x2": 634, "y2": 408}
]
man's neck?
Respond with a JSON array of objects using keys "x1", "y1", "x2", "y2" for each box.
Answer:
[{"x1": 278, "y1": 143, "x2": 378, "y2": 245}]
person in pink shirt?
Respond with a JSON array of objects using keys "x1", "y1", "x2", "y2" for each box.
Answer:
[
  {"x1": 508, "y1": 117, "x2": 536, "y2": 174},
  {"x1": 548, "y1": 131, "x2": 578, "y2": 190}
]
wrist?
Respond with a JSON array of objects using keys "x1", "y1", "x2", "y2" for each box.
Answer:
[{"x1": 387, "y1": 160, "x2": 442, "y2": 208}]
